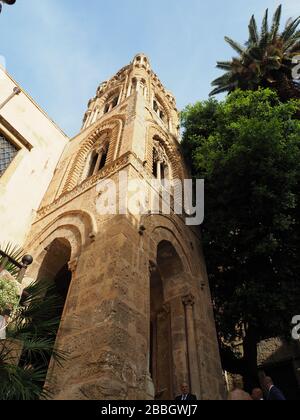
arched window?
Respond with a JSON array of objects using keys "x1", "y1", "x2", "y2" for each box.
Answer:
[
  {"x1": 85, "y1": 141, "x2": 109, "y2": 179},
  {"x1": 153, "y1": 97, "x2": 168, "y2": 125},
  {"x1": 130, "y1": 78, "x2": 137, "y2": 96},
  {"x1": 103, "y1": 92, "x2": 120, "y2": 115},
  {"x1": 153, "y1": 138, "x2": 170, "y2": 185},
  {"x1": 87, "y1": 150, "x2": 100, "y2": 178}
]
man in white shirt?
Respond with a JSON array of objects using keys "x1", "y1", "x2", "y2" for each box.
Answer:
[{"x1": 0, "y1": 313, "x2": 7, "y2": 340}]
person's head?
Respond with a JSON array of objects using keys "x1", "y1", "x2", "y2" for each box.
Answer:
[
  {"x1": 181, "y1": 383, "x2": 190, "y2": 395},
  {"x1": 228, "y1": 389, "x2": 253, "y2": 401},
  {"x1": 251, "y1": 388, "x2": 264, "y2": 401},
  {"x1": 261, "y1": 376, "x2": 273, "y2": 391}
]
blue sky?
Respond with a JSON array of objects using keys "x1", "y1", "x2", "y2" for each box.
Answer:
[{"x1": 0, "y1": 0, "x2": 298, "y2": 136}]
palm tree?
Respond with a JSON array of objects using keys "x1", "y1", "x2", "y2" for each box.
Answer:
[
  {"x1": 0, "y1": 245, "x2": 65, "y2": 400},
  {"x1": 210, "y1": 5, "x2": 300, "y2": 101},
  {"x1": 0, "y1": 0, "x2": 16, "y2": 14}
]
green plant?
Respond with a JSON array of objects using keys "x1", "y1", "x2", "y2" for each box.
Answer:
[
  {"x1": 181, "y1": 89, "x2": 300, "y2": 390},
  {"x1": 210, "y1": 5, "x2": 300, "y2": 101},
  {"x1": 0, "y1": 245, "x2": 66, "y2": 400},
  {"x1": 0, "y1": 277, "x2": 19, "y2": 313}
]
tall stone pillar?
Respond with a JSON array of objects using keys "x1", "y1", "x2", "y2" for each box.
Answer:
[
  {"x1": 169, "y1": 296, "x2": 189, "y2": 395},
  {"x1": 182, "y1": 294, "x2": 201, "y2": 399}
]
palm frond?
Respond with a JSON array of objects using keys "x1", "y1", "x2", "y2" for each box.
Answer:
[
  {"x1": 281, "y1": 17, "x2": 300, "y2": 42},
  {"x1": 225, "y1": 36, "x2": 246, "y2": 56},
  {"x1": 0, "y1": 243, "x2": 24, "y2": 276},
  {"x1": 0, "y1": 364, "x2": 50, "y2": 400},
  {"x1": 289, "y1": 40, "x2": 300, "y2": 54},
  {"x1": 283, "y1": 35, "x2": 300, "y2": 53},
  {"x1": 210, "y1": 83, "x2": 237, "y2": 96},
  {"x1": 211, "y1": 72, "x2": 235, "y2": 86},
  {"x1": 249, "y1": 15, "x2": 259, "y2": 44},
  {"x1": 270, "y1": 5, "x2": 282, "y2": 41},
  {"x1": 20, "y1": 337, "x2": 67, "y2": 366},
  {"x1": 216, "y1": 61, "x2": 234, "y2": 71},
  {"x1": 261, "y1": 9, "x2": 269, "y2": 40}
]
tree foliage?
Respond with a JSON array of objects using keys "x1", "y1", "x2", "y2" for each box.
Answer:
[{"x1": 181, "y1": 89, "x2": 300, "y2": 387}]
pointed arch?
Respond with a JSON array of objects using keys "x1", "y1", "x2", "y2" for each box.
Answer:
[
  {"x1": 27, "y1": 210, "x2": 97, "y2": 258},
  {"x1": 146, "y1": 123, "x2": 185, "y2": 181},
  {"x1": 62, "y1": 117, "x2": 125, "y2": 194}
]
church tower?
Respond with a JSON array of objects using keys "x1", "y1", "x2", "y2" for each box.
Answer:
[{"x1": 25, "y1": 54, "x2": 224, "y2": 400}]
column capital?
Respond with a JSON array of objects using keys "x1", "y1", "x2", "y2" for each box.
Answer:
[
  {"x1": 68, "y1": 258, "x2": 78, "y2": 274},
  {"x1": 182, "y1": 294, "x2": 195, "y2": 307}
]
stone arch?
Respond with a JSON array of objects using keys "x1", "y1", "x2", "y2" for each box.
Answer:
[
  {"x1": 142, "y1": 214, "x2": 195, "y2": 276},
  {"x1": 153, "y1": 92, "x2": 171, "y2": 125},
  {"x1": 145, "y1": 215, "x2": 203, "y2": 400},
  {"x1": 27, "y1": 210, "x2": 97, "y2": 265},
  {"x1": 146, "y1": 124, "x2": 185, "y2": 181},
  {"x1": 62, "y1": 117, "x2": 125, "y2": 193},
  {"x1": 99, "y1": 85, "x2": 122, "y2": 108},
  {"x1": 36, "y1": 237, "x2": 72, "y2": 286},
  {"x1": 149, "y1": 238, "x2": 186, "y2": 400}
]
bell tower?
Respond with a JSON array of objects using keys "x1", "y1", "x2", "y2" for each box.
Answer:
[{"x1": 25, "y1": 54, "x2": 225, "y2": 400}]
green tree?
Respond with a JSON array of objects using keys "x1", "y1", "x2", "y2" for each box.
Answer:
[
  {"x1": 210, "y1": 5, "x2": 300, "y2": 102},
  {"x1": 0, "y1": 246, "x2": 65, "y2": 400},
  {"x1": 181, "y1": 89, "x2": 300, "y2": 390}
]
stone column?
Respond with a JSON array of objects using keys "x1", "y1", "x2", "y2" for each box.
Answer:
[
  {"x1": 182, "y1": 294, "x2": 201, "y2": 399},
  {"x1": 145, "y1": 263, "x2": 156, "y2": 400},
  {"x1": 83, "y1": 110, "x2": 92, "y2": 129},
  {"x1": 68, "y1": 258, "x2": 78, "y2": 276},
  {"x1": 169, "y1": 296, "x2": 189, "y2": 396},
  {"x1": 157, "y1": 161, "x2": 161, "y2": 181},
  {"x1": 155, "y1": 303, "x2": 172, "y2": 399},
  {"x1": 93, "y1": 150, "x2": 103, "y2": 175}
]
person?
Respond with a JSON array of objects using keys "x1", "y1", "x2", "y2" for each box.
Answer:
[
  {"x1": 261, "y1": 376, "x2": 286, "y2": 401},
  {"x1": 175, "y1": 383, "x2": 197, "y2": 401},
  {"x1": 228, "y1": 388, "x2": 252, "y2": 401},
  {"x1": 0, "y1": 310, "x2": 9, "y2": 340},
  {"x1": 251, "y1": 388, "x2": 264, "y2": 401}
]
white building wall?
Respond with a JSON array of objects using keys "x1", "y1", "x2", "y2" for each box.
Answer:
[{"x1": 0, "y1": 66, "x2": 68, "y2": 247}]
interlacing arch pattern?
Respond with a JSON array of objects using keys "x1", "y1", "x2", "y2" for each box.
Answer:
[
  {"x1": 62, "y1": 118, "x2": 124, "y2": 194},
  {"x1": 146, "y1": 124, "x2": 185, "y2": 181}
]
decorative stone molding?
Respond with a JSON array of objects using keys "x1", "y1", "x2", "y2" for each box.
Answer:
[
  {"x1": 63, "y1": 117, "x2": 125, "y2": 194},
  {"x1": 146, "y1": 125, "x2": 185, "y2": 181},
  {"x1": 36, "y1": 152, "x2": 131, "y2": 220},
  {"x1": 153, "y1": 139, "x2": 169, "y2": 165}
]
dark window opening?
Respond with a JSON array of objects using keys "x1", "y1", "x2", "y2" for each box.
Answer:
[
  {"x1": 99, "y1": 149, "x2": 108, "y2": 171},
  {"x1": 88, "y1": 151, "x2": 99, "y2": 178},
  {"x1": 161, "y1": 164, "x2": 165, "y2": 180},
  {"x1": 153, "y1": 160, "x2": 158, "y2": 178},
  {"x1": 112, "y1": 96, "x2": 119, "y2": 109}
]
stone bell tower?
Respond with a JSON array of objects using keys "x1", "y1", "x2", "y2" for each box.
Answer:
[{"x1": 25, "y1": 54, "x2": 225, "y2": 400}]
